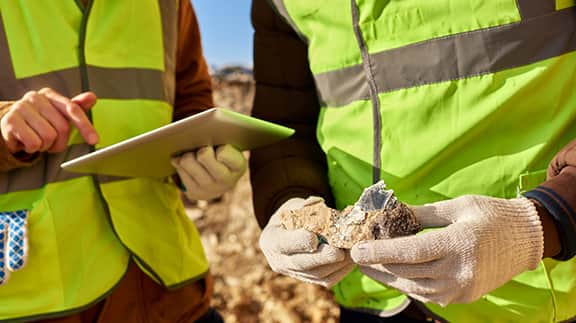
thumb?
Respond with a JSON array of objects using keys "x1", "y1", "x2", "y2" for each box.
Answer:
[{"x1": 71, "y1": 92, "x2": 97, "y2": 112}]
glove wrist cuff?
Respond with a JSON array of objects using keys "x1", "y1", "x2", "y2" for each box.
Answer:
[{"x1": 492, "y1": 197, "x2": 544, "y2": 270}]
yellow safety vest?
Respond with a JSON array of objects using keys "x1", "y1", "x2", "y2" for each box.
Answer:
[{"x1": 0, "y1": 1, "x2": 208, "y2": 320}]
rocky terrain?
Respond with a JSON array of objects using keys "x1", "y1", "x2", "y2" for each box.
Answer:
[{"x1": 189, "y1": 67, "x2": 339, "y2": 323}]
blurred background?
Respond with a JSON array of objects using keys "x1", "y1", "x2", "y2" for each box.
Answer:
[{"x1": 190, "y1": 1, "x2": 339, "y2": 322}]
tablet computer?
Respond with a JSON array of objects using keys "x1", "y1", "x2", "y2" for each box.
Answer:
[{"x1": 60, "y1": 108, "x2": 294, "y2": 178}]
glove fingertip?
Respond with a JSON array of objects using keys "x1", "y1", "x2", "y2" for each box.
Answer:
[
  {"x1": 216, "y1": 145, "x2": 246, "y2": 172},
  {"x1": 350, "y1": 242, "x2": 371, "y2": 264}
]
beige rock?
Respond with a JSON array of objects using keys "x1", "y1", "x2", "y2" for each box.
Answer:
[{"x1": 280, "y1": 183, "x2": 421, "y2": 249}]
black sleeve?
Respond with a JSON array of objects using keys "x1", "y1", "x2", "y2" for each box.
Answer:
[{"x1": 249, "y1": 0, "x2": 334, "y2": 228}]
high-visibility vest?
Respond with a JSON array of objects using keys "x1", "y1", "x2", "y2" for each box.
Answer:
[
  {"x1": 0, "y1": 1, "x2": 208, "y2": 321},
  {"x1": 268, "y1": 0, "x2": 576, "y2": 322}
]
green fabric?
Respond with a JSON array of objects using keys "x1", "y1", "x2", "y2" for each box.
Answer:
[
  {"x1": 92, "y1": 99, "x2": 173, "y2": 147},
  {"x1": 317, "y1": 100, "x2": 374, "y2": 209},
  {"x1": 100, "y1": 178, "x2": 208, "y2": 287},
  {"x1": 323, "y1": 53, "x2": 576, "y2": 323},
  {"x1": 518, "y1": 170, "x2": 547, "y2": 195},
  {"x1": 0, "y1": 1, "x2": 82, "y2": 78},
  {"x1": 356, "y1": 0, "x2": 520, "y2": 55},
  {"x1": 283, "y1": 0, "x2": 361, "y2": 74},
  {"x1": 283, "y1": 0, "x2": 520, "y2": 75},
  {"x1": 278, "y1": 0, "x2": 576, "y2": 320},
  {"x1": 333, "y1": 268, "x2": 409, "y2": 315},
  {"x1": 556, "y1": 0, "x2": 576, "y2": 10},
  {"x1": 0, "y1": 178, "x2": 130, "y2": 320},
  {"x1": 85, "y1": 0, "x2": 164, "y2": 70}
]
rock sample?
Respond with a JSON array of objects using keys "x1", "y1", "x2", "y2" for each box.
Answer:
[{"x1": 280, "y1": 181, "x2": 421, "y2": 248}]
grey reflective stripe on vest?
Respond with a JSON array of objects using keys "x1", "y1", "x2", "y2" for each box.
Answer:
[
  {"x1": 0, "y1": 66, "x2": 168, "y2": 103},
  {"x1": 88, "y1": 67, "x2": 166, "y2": 102},
  {"x1": 516, "y1": 0, "x2": 556, "y2": 19},
  {"x1": 315, "y1": 8, "x2": 576, "y2": 107},
  {"x1": 0, "y1": 144, "x2": 126, "y2": 194}
]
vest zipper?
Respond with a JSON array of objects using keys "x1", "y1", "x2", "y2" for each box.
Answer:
[
  {"x1": 349, "y1": 3, "x2": 450, "y2": 321},
  {"x1": 78, "y1": 0, "x2": 93, "y2": 93},
  {"x1": 350, "y1": 0, "x2": 382, "y2": 185}
]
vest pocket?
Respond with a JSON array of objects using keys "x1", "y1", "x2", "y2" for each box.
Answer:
[
  {"x1": 0, "y1": 209, "x2": 29, "y2": 285},
  {"x1": 0, "y1": 199, "x2": 64, "y2": 316}
]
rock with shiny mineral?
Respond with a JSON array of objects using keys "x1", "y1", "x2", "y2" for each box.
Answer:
[{"x1": 280, "y1": 181, "x2": 421, "y2": 249}]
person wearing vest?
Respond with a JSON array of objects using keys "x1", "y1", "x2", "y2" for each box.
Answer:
[
  {"x1": 0, "y1": 1, "x2": 246, "y2": 322},
  {"x1": 250, "y1": 0, "x2": 576, "y2": 322}
]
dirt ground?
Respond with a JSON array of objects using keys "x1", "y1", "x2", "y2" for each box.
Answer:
[{"x1": 188, "y1": 73, "x2": 340, "y2": 323}]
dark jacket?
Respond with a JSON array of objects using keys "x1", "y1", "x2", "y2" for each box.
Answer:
[{"x1": 249, "y1": 0, "x2": 334, "y2": 228}]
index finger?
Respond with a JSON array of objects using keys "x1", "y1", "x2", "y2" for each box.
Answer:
[
  {"x1": 350, "y1": 229, "x2": 450, "y2": 265},
  {"x1": 38, "y1": 89, "x2": 99, "y2": 145}
]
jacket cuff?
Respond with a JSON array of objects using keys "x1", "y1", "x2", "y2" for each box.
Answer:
[{"x1": 523, "y1": 166, "x2": 576, "y2": 261}]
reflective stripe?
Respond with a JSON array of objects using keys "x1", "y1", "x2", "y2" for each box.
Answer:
[
  {"x1": 158, "y1": 0, "x2": 177, "y2": 105},
  {"x1": 315, "y1": 8, "x2": 576, "y2": 107},
  {"x1": 0, "y1": 13, "x2": 19, "y2": 97},
  {"x1": 0, "y1": 144, "x2": 126, "y2": 194},
  {"x1": 516, "y1": 0, "x2": 556, "y2": 19},
  {"x1": 87, "y1": 67, "x2": 166, "y2": 102},
  {"x1": 0, "y1": 65, "x2": 167, "y2": 102}
]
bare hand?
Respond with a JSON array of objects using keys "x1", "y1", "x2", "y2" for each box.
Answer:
[{"x1": 0, "y1": 88, "x2": 99, "y2": 154}]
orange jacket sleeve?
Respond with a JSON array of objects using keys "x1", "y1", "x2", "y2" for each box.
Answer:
[{"x1": 173, "y1": 0, "x2": 214, "y2": 121}]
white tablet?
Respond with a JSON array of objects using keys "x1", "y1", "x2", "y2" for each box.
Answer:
[{"x1": 61, "y1": 108, "x2": 294, "y2": 178}]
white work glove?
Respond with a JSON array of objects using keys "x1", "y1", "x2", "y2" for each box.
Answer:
[
  {"x1": 0, "y1": 210, "x2": 29, "y2": 285},
  {"x1": 351, "y1": 195, "x2": 544, "y2": 306},
  {"x1": 171, "y1": 144, "x2": 246, "y2": 201},
  {"x1": 259, "y1": 197, "x2": 355, "y2": 287}
]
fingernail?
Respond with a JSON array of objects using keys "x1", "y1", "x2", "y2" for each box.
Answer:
[
  {"x1": 89, "y1": 134, "x2": 99, "y2": 144},
  {"x1": 356, "y1": 242, "x2": 367, "y2": 250}
]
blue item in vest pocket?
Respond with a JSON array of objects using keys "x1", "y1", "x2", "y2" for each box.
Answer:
[{"x1": 0, "y1": 210, "x2": 29, "y2": 285}]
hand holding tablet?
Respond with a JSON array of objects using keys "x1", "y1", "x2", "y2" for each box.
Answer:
[{"x1": 60, "y1": 108, "x2": 294, "y2": 178}]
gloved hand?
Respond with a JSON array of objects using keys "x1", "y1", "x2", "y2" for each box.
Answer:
[
  {"x1": 259, "y1": 197, "x2": 355, "y2": 287},
  {"x1": 0, "y1": 210, "x2": 29, "y2": 285},
  {"x1": 351, "y1": 195, "x2": 544, "y2": 305},
  {"x1": 171, "y1": 144, "x2": 246, "y2": 201}
]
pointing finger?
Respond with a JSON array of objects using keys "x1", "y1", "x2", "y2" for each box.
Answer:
[{"x1": 39, "y1": 88, "x2": 98, "y2": 145}]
